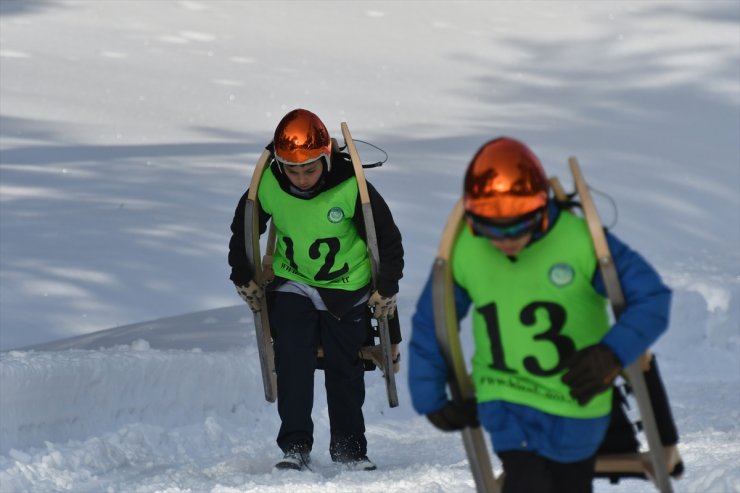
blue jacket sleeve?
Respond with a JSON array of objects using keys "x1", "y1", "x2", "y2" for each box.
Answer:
[
  {"x1": 597, "y1": 230, "x2": 672, "y2": 367},
  {"x1": 408, "y1": 267, "x2": 472, "y2": 415}
]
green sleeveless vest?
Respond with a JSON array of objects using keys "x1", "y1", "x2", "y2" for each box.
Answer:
[
  {"x1": 452, "y1": 212, "x2": 612, "y2": 418},
  {"x1": 258, "y1": 169, "x2": 371, "y2": 291}
]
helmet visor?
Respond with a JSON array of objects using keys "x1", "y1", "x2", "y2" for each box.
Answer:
[
  {"x1": 467, "y1": 209, "x2": 543, "y2": 240},
  {"x1": 273, "y1": 109, "x2": 332, "y2": 167}
]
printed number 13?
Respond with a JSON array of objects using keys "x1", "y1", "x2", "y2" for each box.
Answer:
[{"x1": 476, "y1": 301, "x2": 575, "y2": 377}]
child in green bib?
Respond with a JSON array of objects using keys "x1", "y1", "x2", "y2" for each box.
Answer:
[
  {"x1": 408, "y1": 137, "x2": 671, "y2": 493},
  {"x1": 228, "y1": 109, "x2": 404, "y2": 472}
]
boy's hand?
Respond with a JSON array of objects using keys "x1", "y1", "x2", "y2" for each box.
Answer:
[
  {"x1": 562, "y1": 344, "x2": 622, "y2": 405},
  {"x1": 235, "y1": 280, "x2": 264, "y2": 312},
  {"x1": 368, "y1": 291, "x2": 397, "y2": 319},
  {"x1": 426, "y1": 399, "x2": 479, "y2": 432}
]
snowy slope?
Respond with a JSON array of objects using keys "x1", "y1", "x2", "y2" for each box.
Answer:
[
  {"x1": 1, "y1": 1, "x2": 739, "y2": 492},
  {"x1": 2, "y1": 296, "x2": 739, "y2": 492}
]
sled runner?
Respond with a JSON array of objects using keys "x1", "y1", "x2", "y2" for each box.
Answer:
[
  {"x1": 432, "y1": 160, "x2": 682, "y2": 493},
  {"x1": 244, "y1": 124, "x2": 400, "y2": 408}
]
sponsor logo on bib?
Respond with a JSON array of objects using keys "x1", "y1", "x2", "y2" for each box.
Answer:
[
  {"x1": 327, "y1": 207, "x2": 344, "y2": 223},
  {"x1": 549, "y1": 263, "x2": 575, "y2": 287}
]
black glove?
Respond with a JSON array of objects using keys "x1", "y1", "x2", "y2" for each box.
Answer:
[
  {"x1": 562, "y1": 344, "x2": 622, "y2": 406},
  {"x1": 426, "y1": 399, "x2": 479, "y2": 432}
]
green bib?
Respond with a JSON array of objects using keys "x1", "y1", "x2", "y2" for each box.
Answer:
[
  {"x1": 258, "y1": 169, "x2": 371, "y2": 291},
  {"x1": 452, "y1": 212, "x2": 611, "y2": 418}
]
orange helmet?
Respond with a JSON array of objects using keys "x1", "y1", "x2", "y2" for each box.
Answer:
[
  {"x1": 273, "y1": 109, "x2": 332, "y2": 170},
  {"x1": 463, "y1": 137, "x2": 548, "y2": 220}
]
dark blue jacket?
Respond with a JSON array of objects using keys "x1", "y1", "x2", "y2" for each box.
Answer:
[{"x1": 408, "y1": 201, "x2": 671, "y2": 462}]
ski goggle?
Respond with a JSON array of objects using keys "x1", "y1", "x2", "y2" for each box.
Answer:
[
  {"x1": 274, "y1": 153, "x2": 331, "y2": 177},
  {"x1": 274, "y1": 151, "x2": 330, "y2": 168},
  {"x1": 275, "y1": 155, "x2": 329, "y2": 177},
  {"x1": 467, "y1": 209, "x2": 544, "y2": 240}
]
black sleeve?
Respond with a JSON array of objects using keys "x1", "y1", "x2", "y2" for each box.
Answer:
[
  {"x1": 228, "y1": 189, "x2": 270, "y2": 286},
  {"x1": 352, "y1": 181, "x2": 404, "y2": 296}
]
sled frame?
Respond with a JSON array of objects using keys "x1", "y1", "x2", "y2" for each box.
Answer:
[
  {"x1": 244, "y1": 149, "x2": 278, "y2": 402},
  {"x1": 341, "y1": 122, "x2": 399, "y2": 408},
  {"x1": 549, "y1": 157, "x2": 682, "y2": 492},
  {"x1": 432, "y1": 199, "x2": 502, "y2": 493}
]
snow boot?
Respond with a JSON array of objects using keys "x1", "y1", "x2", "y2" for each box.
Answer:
[
  {"x1": 337, "y1": 456, "x2": 377, "y2": 471},
  {"x1": 275, "y1": 449, "x2": 311, "y2": 471}
]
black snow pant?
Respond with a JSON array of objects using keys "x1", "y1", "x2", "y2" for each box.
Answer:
[
  {"x1": 271, "y1": 291, "x2": 368, "y2": 461},
  {"x1": 498, "y1": 450, "x2": 596, "y2": 493}
]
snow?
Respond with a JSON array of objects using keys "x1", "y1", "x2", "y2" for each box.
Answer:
[{"x1": 1, "y1": 1, "x2": 738, "y2": 491}]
